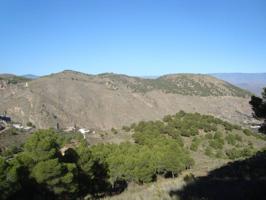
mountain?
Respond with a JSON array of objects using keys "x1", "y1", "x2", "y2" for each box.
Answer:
[
  {"x1": 0, "y1": 74, "x2": 31, "y2": 89},
  {"x1": 22, "y1": 74, "x2": 40, "y2": 79},
  {"x1": 0, "y1": 70, "x2": 254, "y2": 129},
  {"x1": 210, "y1": 73, "x2": 266, "y2": 96}
]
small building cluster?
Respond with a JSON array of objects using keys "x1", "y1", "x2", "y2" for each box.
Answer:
[
  {"x1": 12, "y1": 124, "x2": 32, "y2": 131},
  {"x1": 64, "y1": 126, "x2": 95, "y2": 139}
]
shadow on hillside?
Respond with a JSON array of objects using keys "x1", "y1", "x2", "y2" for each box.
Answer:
[{"x1": 169, "y1": 150, "x2": 266, "y2": 200}]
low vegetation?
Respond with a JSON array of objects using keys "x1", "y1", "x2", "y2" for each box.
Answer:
[
  {"x1": 0, "y1": 111, "x2": 265, "y2": 199},
  {"x1": 98, "y1": 73, "x2": 251, "y2": 97}
]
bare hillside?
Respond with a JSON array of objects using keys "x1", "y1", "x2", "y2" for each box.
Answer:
[{"x1": 0, "y1": 70, "x2": 253, "y2": 129}]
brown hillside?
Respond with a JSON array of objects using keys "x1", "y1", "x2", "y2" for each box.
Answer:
[{"x1": 0, "y1": 70, "x2": 253, "y2": 129}]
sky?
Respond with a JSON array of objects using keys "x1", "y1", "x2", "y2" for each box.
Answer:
[{"x1": 0, "y1": 0, "x2": 265, "y2": 76}]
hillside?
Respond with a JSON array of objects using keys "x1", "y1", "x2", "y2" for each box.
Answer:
[{"x1": 0, "y1": 70, "x2": 253, "y2": 129}]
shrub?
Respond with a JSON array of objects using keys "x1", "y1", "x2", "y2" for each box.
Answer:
[
  {"x1": 226, "y1": 148, "x2": 254, "y2": 160},
  {"x1": 122, "y1": 126, "x2": 130, "y2": 132},
  {"x1": 163, "y1": 115, "x2": 172, "y2": 123},
  {"x1": 243, "y1": 129, "x2": 252, "y2": 136},
  {"x1": 235, "y1": 135, "x2": 242, "y2": 142},
  {"x1": 209, "y1": 138, "x2": 224, "y2": 150},
  {"x1": 205, "y1": 133, "x2": 213, "y2": 140},
  {"x1": 190, "y1": 137, "x2": 201, "y2": 151},
  {"x1": 225, "y1": 134, "x2": 237, "y2": 145},
  {"x1": 205, "y1": 146, "x2": 214, "y2": 157},
  {"x1": 111, "y1": 128, "x2": 118, "y2": 134}
]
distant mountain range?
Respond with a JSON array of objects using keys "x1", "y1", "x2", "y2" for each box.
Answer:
[
  {"x1": 22, "y1": 74, "x2": 40, "y2": 79},
  {"x1": 210, "y1": 73, "x2": 266, "y2": 96}
]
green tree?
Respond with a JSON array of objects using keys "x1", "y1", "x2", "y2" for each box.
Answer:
[
  {"x1": 24, "y1": 129, "x2": 59, "y2": 162},
  {"x1": 31, "y1": 158, "x2": 78, "y2": 195},
  {"x1": 249, "y1": 87, "x2": 266, "y2": 133},
  {"x1": 0, "y1": 156, "x2": 21, "y2": 199}
]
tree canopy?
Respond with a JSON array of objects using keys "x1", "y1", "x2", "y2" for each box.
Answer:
[{"x1": 249, "y1": 87, "x2": 266, "y2": 133}]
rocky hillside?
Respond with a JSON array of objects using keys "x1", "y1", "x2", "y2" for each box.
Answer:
[{"x1": 0, "y1": 70, "x2": 253, "y2": 129}]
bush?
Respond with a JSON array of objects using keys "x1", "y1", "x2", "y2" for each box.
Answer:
[
  {"x1": 226, "y1": 148, "x2": 254, "y2": 160},
  {"x1": 243, "y1": 129, "x2": 252, "y2": 136},
  {"x1": 111, "y1": 128, "x2": 118, "y2": 134},
  {"x1": 190, "y1": 137, "x2": 201, "y2": 151},
  {"x1": 122, "y1": 126, "x2": 130, "y2": 132},
  {"x1": 26, "y1": 122, "x2": 33, "y2": 127},
  {"x1": 209, "y1": 138, "x2": 224, "y2": 150},
  {"x1": 226, "y1": 134, "x2": 237, "y2": 145},
  {"x1": 205, "y1": 146, "x2": 214, "y2": 157},
  {"x1": 205, "y1": 133, "x2": 213, "y2": 140}
]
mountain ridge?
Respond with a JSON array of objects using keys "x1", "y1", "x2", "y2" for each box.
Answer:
[{"x1": 0, "y1": 70, "x2": 254, "y2": 129}]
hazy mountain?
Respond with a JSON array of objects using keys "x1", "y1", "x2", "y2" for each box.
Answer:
[
  {"x1": 22, "y1": 74, "x2": 39, "y2": 79},
  {"x1": 0, "y1": 70, "x2": 253, "y2": 129},
  {"x1": 210, "y1": 73, "x2": 266, "y2": 96}
]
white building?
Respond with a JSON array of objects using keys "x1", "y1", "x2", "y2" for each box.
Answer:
[
  {"x1": 78, "y1": 128, "x2": 90, "y2": 139},
  {"x1": 13, "y1": 124, "x2": 23, "y2": 129}
]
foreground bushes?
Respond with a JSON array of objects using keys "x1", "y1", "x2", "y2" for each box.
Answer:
[
  {"x1": 0, "y1": 127, "x2": 193, "y2": 199},
  {"x1": 226, "y1": 148, "x2": 254, "y2": 160},
  {"x1": 131, "y1": 111, "x2": 238, "y2": 138},
  {"x1": 0, "y1": 130, "x2": 109, "y2": 199},
  {"x1": 92, "y1": 139, "x2": 193, "y2": 184}
]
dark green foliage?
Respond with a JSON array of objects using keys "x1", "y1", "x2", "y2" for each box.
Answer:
[
  {"x1": 209, "y1": 139, "x2": 224, "y2": 150},
  {"x1": 205, "y1": 146, "x2": 214, "y2": 157},
  {"x1": 26, "y1": 121, "x2": 35, "y2": 128},
  {"x1": 111, "y1": 128, "x2": 118, "y2": 134},
  {"x1": 122, "y1": 126, "x2": 130, "y2": 132},
  {"x1": 92, "y1": 139, "x2": 193, "y2": 184},
  {"x1": 226, "y1": 148, "x2": 254, "y2": 160},
  {"x1": 243, "y1": 129, "x2": 252, "y2": 136},
  {"x1": 0, "y1": 111, "x2": 256, "y2": 199},
  {"x1": 225, "y1": 133, "x2": 241, "y2": 146},
  {"x1": 190, "y1": 137, "x2": 201, "y2": 151},
  {"x1": 163, "y1": 115, "x2": 172, "y2": 122},
  {"x1": 0, "y1": 156, "x2": 21, "y2": 199},
  {"x1": 205, "y1": 133, "x2": 213, "y2": 139},
  {"x1": 249, "y1": 88, "x2": 266, "y2": 133},
  {"x1": 132, "y1": 111, "x2": 233, "y2": 139},
  {"x1": 0, "y1": 130, "x2": 100, "y2": 199},
  {"x1": 208, "y1": 132, "x2": 224, "y2": 150},
  {"x1": 31, "y1": 159, "x2": 78, "y2": 195},
  {"x1": 23, "y1": 129, "x2": 60, "y2": 162}
]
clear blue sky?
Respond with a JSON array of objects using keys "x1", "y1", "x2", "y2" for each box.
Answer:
[{"x1": 0, "y1": 0, "x2": 265, "y2": 76}]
